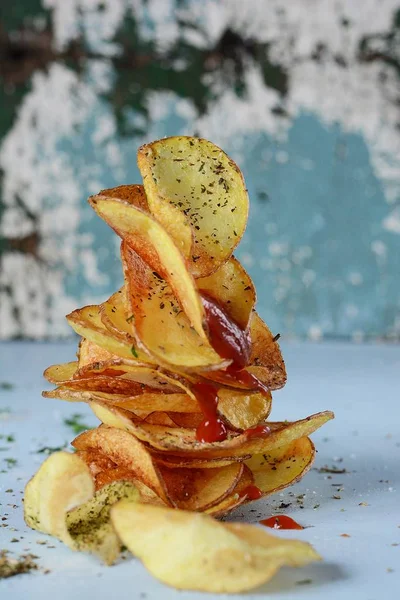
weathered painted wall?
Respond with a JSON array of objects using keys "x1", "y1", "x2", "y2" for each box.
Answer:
[{"x1": 0, "y1": 0, "x2": 399, "y2": 340}]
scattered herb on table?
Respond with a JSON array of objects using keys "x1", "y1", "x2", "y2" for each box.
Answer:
[
  {"x1": 0, "y1": 550, "x2": 39, "y2": 579},
  {"x1": 0, "y1": 383, "x2": 14, "y2": 390}
]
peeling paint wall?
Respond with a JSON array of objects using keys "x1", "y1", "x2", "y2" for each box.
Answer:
[{"x1": 0, "y1": 0, "x2": 399, "y2": 340}]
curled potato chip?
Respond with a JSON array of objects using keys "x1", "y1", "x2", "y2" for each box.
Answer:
[
  {"x1": 121, "y1": 242, "x2": 227, "y2": 370},
  {"x1": 73, "y1": 426, "x2": 244, "y2": 511},
  {"x1": 217, "y1": 388, "x2": 272, "y2": 431},
  {"x1": 90, "y1": 401, "x2": 333, "y2": 459},
  {"x1": 24, "y1": 452, "x2": 139, "y2": 564},
  {"x1": 78, "y1": 339, "x2": 119, "y2": 369},
  {"x1": 137, "y1": 136, "x2": 249, "y2": 278},
  {"x1": 45, "y1": 383, "x2": 272, "y2": 433},
  {"x1": 67, "y1": 305, "x2": 150, "y2": 363},
  {"x1": 89, "y1": 189, "x2": 204, "y2": 337},
  {"x1": 152, "y1": 452, "x2": 246, "y2": 469},
  {"x1": 44, "y1": 361, "x2": 78, "y2": 384},
  {"x1": 245, "y1": 437, "x2": 315, "y2": 499},
  {"x1": 43, "y1": 387, "x2": 200, "y2": 413},
  {"x1": 196, "y1": 256, "x2": 256, "y2": 330},
  {"x1": 100, "y1": 287, "x2": 135, "y2": 343},
  {"x1": 111, "y1": 502, "x2": 320, "y2": 593}
]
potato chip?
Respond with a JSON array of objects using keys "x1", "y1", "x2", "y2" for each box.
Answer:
[
  {"x1": 73, "y1": 425, "x2": 244, "y2": 511},
  {"x1": 100, "y1": 287, "x2": 135, "y2": 343},
  {"x1": 245, "y1": 437, "x2": 315, "y2": 498},
  {"x1": 78, "y1": 339, "x2": 119, "y2": 369},
  {"x1": 217, "y1": 388, "x2": 271, "y2": 430},
  {"x1": 90, "y1": 401, "x2": 333, "y2": 459},
  {"x1": 111, "y1": 502, "x2": 321, "y2": 593},
  {"x1": 44, "y1": 362, "x2": 78, "y2": 384},
  {"x1": 67, "y1": 305, "x2": 149, "y2": 362},
  {"x1": 196, "y1": 256, "x2": 255, "y2": 330},
  {"x1": 121, "y1": 241, "x2": 228, "y2": 370},
  {"x1": 24, "y1": 452, "x2": 139, "y2": 564},
  {"x1": 43, "y1": 387, "x2": 200, "y2": 413},
  {"x1": 137, "y1": 137, "x2": 249, "y2": 278},
  {"x1": 89, "y1": 189, "x2": 204, "y2": 337}
]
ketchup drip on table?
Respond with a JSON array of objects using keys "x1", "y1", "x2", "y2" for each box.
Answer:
[
  {"x1": 193, "y1": 295, "x2": 270, "y2": 443},
  {"x1": 239, "y1": 485, "x2": 263, "y2": 500},
  {"x1": 259, "y1": 515, "x2": 304, "y2": 530}
]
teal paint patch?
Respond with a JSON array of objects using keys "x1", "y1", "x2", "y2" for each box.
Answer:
[{"x1": 237, "y1": 113, "x2": 399, "y2": 339}]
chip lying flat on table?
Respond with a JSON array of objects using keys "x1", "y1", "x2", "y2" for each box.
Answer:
[
  {"x1": 111, "y1": 502, "x2": 321, "y2": 593},
  {"x1": 28, "y1": 135, "x2": 334, "y2": 594}
]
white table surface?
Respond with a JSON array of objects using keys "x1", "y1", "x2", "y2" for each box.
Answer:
[{"x1": 0, "y1": 341, "x2": 399, "y2": 599}]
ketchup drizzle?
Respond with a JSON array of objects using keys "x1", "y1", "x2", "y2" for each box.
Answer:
[
  {"x1": 259, "y1": 515, "x2": 304, "y2": 530},
  {"x1": 244, "y1": 424, "x2": 271, "y2": 438},
  {"x1": 201, "y1": 294, "x2": 251, "y2": 369},
  {"x1": 193, "y1": 295, "x2": 271, "y2": 443},
  {"x1": 192, "y1": 382, "x2": 227, "y2": 443}
]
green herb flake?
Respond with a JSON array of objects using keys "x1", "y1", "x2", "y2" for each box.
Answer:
[
  {"x1": 36, "y1": 443, "x2": 68, "y2": 455},
  {"x1": 0, "y1": 550, "x2": 40, "y2": 579},
  {"x1": 64, "y1": 414, "x2": 91, "y2": 435},
  {"x1": 0, "y1": 383, "x2": 14, "y2": 391},
  {"x1": 296, "y1": 579, "x2": 313, "y2": 585},
  {"x1": 131, "y1": 345, "x2": 138, "y2": 358}
]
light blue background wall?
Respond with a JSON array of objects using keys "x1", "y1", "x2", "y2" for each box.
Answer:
[{"x1": 0, "y1": 0, "x2": 399, "y2": 340}]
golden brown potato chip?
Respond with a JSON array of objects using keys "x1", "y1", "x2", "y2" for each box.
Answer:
[
  {"x1": 78, "y1": 339, "x2": 119, "y2": 369},
  {"x1": 121, "y1": 242, "x2": 228, "y2": 370},
  {"x1": 24, "y1": 452, "x2": 139, "y2": 564},
  {"x1": 43, "y1": 387, "x2": 200, "y2": 414},
  {"x1": 245, "y1": 437, "x2": 315, "y2": 498},
  {"x1": 197, "y1": 256, "x2": 255, "y2": 329},
  {"x1": 100, "y1": 287, "x2": 135, "y2": 343},
  {"x1": 75, "y1": 449, "x2": 116, "y2": 478},
  {"x1": 44, "y1": 362, "x2": 78, "y2": 384},
  {"x1": 76, "y1": 360, "x2": 185, "y2": 393},
  {"x1": 137, "y1": 137, "x2": 249, "y2": 278},
  {"x1": 73, "y1": 425, "x2": 244, "y2": 511},
  {"x1": 247, "y1": 312, "x2": 287, "y2": 390},
  {"x1": 206, "y1": 463, "x2": 254, "y2": 516},
  {"x1": 99, "y1": 183, "x2": 149, "y2": 211},
  {"x1": 217, "y1": 388, "x2": 272, "y2": 431},
  {"x1": 89, "y1": 190, "x2": 204, "y2": 337},
  {"x1": 72, "y1": 426, "x2": 171, "y2": 506},
  {"x1": 67, "y1": 305, "x2": 150, "y2": 363},
  {"x1": 90, "y1": 401, "x2": 333, "y2": 459},
  {"x1": 110, "y1": 502, "x2": 321, "y2": 592},
  {"x1": 152, "y1": 453, "x2": 244, "y2": 469},
  {"x1": 44, "y1": 377, "x2": 149, "y2": 396}
]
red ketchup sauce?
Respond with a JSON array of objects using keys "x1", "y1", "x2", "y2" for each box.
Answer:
[
  {"x1": 192, "y1": 382, "x2": 227, "y2": 443},
  {"x1": 239, "y1": 485, "x2": 263, "y2": 500},
  {"x1": 193, "y1": 294, "x2": 271, "y2": 443},
  {"x1": 244, "y1": 424, "x2": 271, "y2": 438},
  {"x1": 259, "y1": 515, "x2": 304, "y2": 530}
]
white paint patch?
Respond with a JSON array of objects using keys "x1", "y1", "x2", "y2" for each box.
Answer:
[
  {"x1": 308, "y1": 324, "x2": 323, "y2": 341},
  {"x1": 383, "y1": 208, "x2": 400, "y2": 234},
  {"x1": 348, "y1": 272, "x2": 363, "y2": 286}
]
